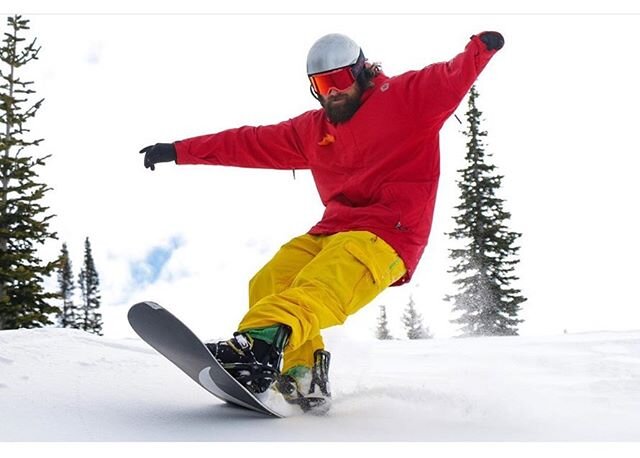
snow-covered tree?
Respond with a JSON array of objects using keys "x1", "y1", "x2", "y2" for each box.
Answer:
[
  {"x1": 77, "y1": 237, "x2": 102, "y2": 335},
  {"x1": 0, "y1": 15, "x2": 59, "y2": 330},
  {"x1": 401, "y1": 295, "x2": 432, "y2": 340},
  {"x1": 375, "y1": 305, "x2": 393, "y2": 340},
  {"x1": 445, "y1": 85, "x2": 526, "y2": 337}
]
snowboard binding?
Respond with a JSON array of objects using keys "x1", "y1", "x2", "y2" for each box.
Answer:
[
  {"x1": 277, "y1": 349, "x2": 332, "y2": 413},
  {"x1": 206, "y1": 326, "x2": 290, "y2": 394}
]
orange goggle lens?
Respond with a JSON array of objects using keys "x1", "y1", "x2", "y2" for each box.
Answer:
[{"x1": 309, "y1": 66, "x2": 356, "y2": 96}]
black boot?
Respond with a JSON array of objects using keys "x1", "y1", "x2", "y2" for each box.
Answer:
[
  {"x1": 206, "y1": 325, "x2": 290, "y2": 394},
  {"x1": 277, "y1": 349, "x2": 332, "y2": 413}
]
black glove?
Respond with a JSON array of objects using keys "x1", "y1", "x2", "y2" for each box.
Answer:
[
  {"x1": 478, "y1": 31, "x2": 504, "y2": 51},
  {"x1": 139, "y1": 143, "x2": 177, "y2": 171}
]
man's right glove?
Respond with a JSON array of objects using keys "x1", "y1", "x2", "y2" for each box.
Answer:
[
  {"x1": 479, "y1": 31, "x2": 504, "y2": 51},
  {"x1": 139, "y1": 143, "x2": 177, "y2": 171}
]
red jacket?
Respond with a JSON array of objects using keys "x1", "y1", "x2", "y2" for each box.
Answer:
[{"x1": 175, "y1": 34, "x2": 499, "y2": 285}]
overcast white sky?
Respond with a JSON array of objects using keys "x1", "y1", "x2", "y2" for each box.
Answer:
[{"x1": 3, "y1": 2, "x2": 640, "y2": 340}]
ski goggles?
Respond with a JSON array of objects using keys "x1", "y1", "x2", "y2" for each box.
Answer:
[{"x1": 309, "y1": 66, "x2": 357, "y2": 96}]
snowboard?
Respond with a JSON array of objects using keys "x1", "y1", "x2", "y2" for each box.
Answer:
[{"x1": 127, "y1": 301, "x2": 290, "y2": 418}]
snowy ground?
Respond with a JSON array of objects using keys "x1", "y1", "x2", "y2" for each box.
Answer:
[{"x1": 1, "y1": 326, "x2": 640, "y2": 445}]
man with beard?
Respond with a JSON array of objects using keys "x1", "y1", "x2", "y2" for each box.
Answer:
[{"x1": 139, "y1": 31, "x2": 504, "y2": 412}]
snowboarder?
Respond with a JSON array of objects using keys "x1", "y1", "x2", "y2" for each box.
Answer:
[{"x1": 139, "y1": 31, "x2": 504, "y2": 411}]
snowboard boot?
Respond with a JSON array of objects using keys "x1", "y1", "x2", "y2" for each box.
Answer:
[
  {"x1": 277, "y1": 349, "x2": 332, "y2": 413},
  {"x1": 206, "y1": 324, "x2": 291, "y2": 394}
]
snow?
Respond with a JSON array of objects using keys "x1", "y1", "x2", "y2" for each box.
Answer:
[{"x1": 1, "y1": 326, "x2": 640, "y2": 447}]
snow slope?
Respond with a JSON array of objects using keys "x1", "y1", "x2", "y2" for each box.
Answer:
[{"x1": 1, "y1": 327, "x2": 640, "y2": 442}]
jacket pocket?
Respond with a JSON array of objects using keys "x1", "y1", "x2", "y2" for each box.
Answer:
[{"x1": 379, "y1": 181, "x2": 436, "y2": 232}]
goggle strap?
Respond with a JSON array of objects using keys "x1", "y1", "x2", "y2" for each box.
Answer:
[{"x1": 351, "y1": 49, "x2": 365, "y2": 80}]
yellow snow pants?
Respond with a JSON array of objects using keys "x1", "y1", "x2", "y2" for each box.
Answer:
[{"x1": 238, "y1": 231, "x2": 406, "y2": 373}]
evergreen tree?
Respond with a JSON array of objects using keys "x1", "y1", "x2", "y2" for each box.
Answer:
[
  {"x1": 445, "y1": 85, "x2": 526, "y2": 337},
  {"x1": 56, "y1": 242, "x2": 78, "y2": 328},
  {"x1": 0, "y1": 15, "x2": 58, "y2": 330},
  {"x1": 375, "y1": 305, "x2": 393, "y2": 340},
  {"x1": 77, "y1": 237, "x2": 102, "y2": 335},
  {"x1": 401, "y1": 295, "x2": 432, "y2": 340}
]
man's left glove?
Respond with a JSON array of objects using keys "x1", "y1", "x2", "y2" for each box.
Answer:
[
  {"x1": 139, "y1": 143, "x2": 177, "y2": 171},
  {"x1": 479, "y1": 31, "x2": 504, "y2": 51}
]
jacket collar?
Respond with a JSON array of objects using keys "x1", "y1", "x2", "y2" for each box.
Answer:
[{"x1": 360, "y1": 71, "x2": 388, "y2": 105}]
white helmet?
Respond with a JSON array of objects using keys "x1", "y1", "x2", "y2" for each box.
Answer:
[{"x1": 306, "y1": 33, "x2": 365, "y2": 76}]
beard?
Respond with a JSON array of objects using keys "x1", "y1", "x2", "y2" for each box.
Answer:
[{"x1": 320, "y1": 86, "x2": 362, "y2": 124}]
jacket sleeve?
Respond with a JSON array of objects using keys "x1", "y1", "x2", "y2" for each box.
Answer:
[
  {"x1": 409, "y1": 33, "x2": 501, "y2": 128},
  {"x1": 174, "y1": 116, "x2": 309, "y2": 170}
]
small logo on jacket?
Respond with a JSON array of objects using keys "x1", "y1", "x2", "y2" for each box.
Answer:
[{"x1": 318, "y1": 133, "x2": 335, "y2": 146}]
